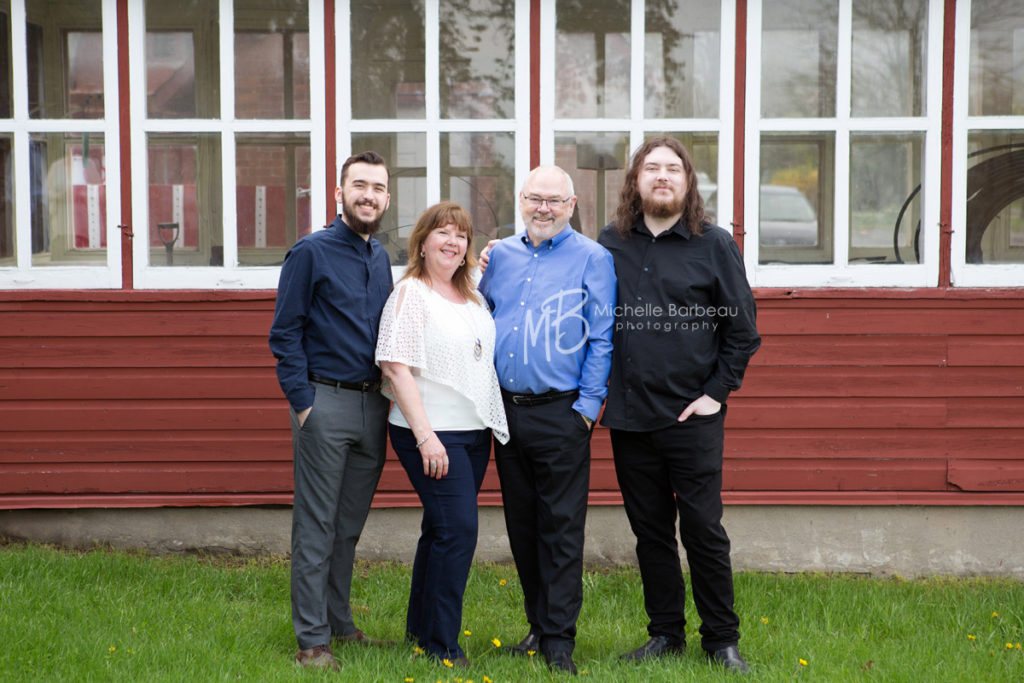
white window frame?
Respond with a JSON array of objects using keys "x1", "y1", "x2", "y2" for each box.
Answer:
[
  {"x1": 950, "y1": 0, "x2": 1024, "y2": 287},
  {"x1": 541, "y1": 0, "x2": 736, "y2": 238},
  {"x1": 129, "y1": 0, "x2": 325, "y2": 289},
  {"x1": 0, "y1": 0, "x2": 122, "y2": 289},
  {"x1": 336, "y1": 0, "x2": 530, "y2": 282},
  {"x1": 745, "y1": 0, "x2": 944, "y2": 287}
]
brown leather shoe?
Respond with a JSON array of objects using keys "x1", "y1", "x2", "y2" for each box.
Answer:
[
  {"x1": 334, "y1": 628, "x2": 395, "y2": 647},
  {"x1": 295, "y1": 644, "x2": 340, "y2": 670}
]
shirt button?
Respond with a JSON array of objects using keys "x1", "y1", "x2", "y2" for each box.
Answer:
[
  {"x1": 643, "y1": 267, "x2": 649, "y2": 272},
  {"x1": 509, "y1": 353, "x2": 514, "y2": 358},
  {"x1": 520, "y1": 301, "x2": 525, "y2": 306},
  {"x1": 526, "y1": 278, "x2": 531, "y2": 282},
  {"x1": 533, "y1": 253, "x2": 538, "y2": 258},
  {"x1": 513, "y1": 326, "x2": 518, "y2": 331},
  {"x1": 637, "y1": 296, "x2": 643, "y2": 301}
]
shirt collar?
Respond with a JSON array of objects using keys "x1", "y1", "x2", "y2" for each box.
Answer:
[
  {"x1": 519, "y1": 225, "x2": 575, "y2": 250},
  {"x1": 334, "y1": 215, "x2": 377, "y2": 252},
  {"x1": 632, "y1": 217, "x2": 692, "y2": 240}
]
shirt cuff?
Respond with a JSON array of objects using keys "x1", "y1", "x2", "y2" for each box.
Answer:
[
  {"x1": 702, "y1": 378, "x2": 730, "y2": 405},
  {"x1": 573, "y1": 396, "x2": 601, "y2": 422}
]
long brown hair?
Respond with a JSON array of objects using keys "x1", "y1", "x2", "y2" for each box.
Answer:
[
  {"x1": 613, "y1": 136, "x2": 706, "y2": 237},
  {"x1": 403, "y1": 201, "x2": 480, "y2": 304}
]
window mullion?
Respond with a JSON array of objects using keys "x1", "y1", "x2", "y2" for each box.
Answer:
[
  {"x1": 102, "y1": 0, "x2": 122, "y2": 278},
  {"x1": 219, "y1": 0, "x2": 237, "y2": 270},
  {"x1": 628, "y1": 0, "x2": 644, "y2": 152},
  {"x1": 744, "y1": 0, "x2": 763, "y2": 280},
  {"x1": 9, "y1": 0, "x2": 30, "y2": 271},
  {"x1": 309, "y1": 0, "x2": 326, "y2": 227},
  {"x1": 834, "y1": 0, "x2": 852, "y2": 268},
  {"x1": 128, "y1": 0, "x2": 148, "y2": 276},
  {"x1": 425, "y1": 0, "x2": 440, "y2": 205}
]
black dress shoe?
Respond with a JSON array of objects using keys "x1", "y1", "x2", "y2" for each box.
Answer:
[
  {"x1": 706, "y1": 645, "x2": 750, "y2": 674},
  {"x1": 505, "y1": 630, "x2": 541, "y2": 656},
  {"x1": 544, "y1": 650, "x2": 578, "y2": 675},
  {"x1": 620, "y1": 635, "x2": 686, "y2": 662}
]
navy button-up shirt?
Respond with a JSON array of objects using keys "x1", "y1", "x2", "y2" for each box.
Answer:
[
  {"x1": 269, "y1": 216, "x2": 393, "y2": 412},
  {"x1": 478, "y1": 227, "x2": 617, "y2": 421}
]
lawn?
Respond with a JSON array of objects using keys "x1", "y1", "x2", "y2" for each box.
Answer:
[{"x1": 0, "y1": 542, "x2": 1021, "y2": 681}]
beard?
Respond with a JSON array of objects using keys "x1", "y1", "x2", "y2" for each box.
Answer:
[
  {"x1": 642, "y1": 191, "x2": 686, "y2": 220},
  {"x1": 341, "y1": 196, "x2": 384, "y2": 235}
]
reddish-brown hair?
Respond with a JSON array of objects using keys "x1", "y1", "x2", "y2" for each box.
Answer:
[{"x1": 403, "y1": 201, "x2": 480, "y2": 304}]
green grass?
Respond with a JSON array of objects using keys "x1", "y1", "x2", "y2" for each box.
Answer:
[{"x1": 1, "y1": 542, "x2": 1022, "y2": 682}]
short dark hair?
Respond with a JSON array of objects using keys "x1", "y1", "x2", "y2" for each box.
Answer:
[{"x1": 340, "y1": 151, "x2": 389, "y2": 186}]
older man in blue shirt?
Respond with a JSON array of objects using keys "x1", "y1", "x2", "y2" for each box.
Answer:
[
  {"x1": 479, "y1": 165, "x2": 616, "y2": 674},
  {"x1": 269, "y1": 151, "x2": 393, "y2": 671}
]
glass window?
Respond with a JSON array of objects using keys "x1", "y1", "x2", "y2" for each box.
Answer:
[
  {"x1": 351, "y1": 0, "x2": 424, "y2": 119},
  {"x1": 969, "y1": 0, "x2": 1024, "y2": 116},
  {"x1": 761, "y1": 0, "x2": 837, "y2": 118},
  {"x1": 439, "y1": 0, "x2": 514, "y2": 119},
  {"x1": 965, "y1": 131, "x2": 1024, "y2": 265},
  {"x1": 554, "y1": 132, "x2": 628, "y2": 239},
  {"x1": 29, "y1": 132, "x2": 107, "y2": 265},
  {"x1": 26, "y1": 0, "x2": 103, "y2": 119},
  {"x1": 147, "y1": 134, "x2": 222, "y2": 267},
  {"x1": 234, "y1": 0, "x2": 309, "y2": 119},
  {"x1": 351, "y1": 132, "x2": 427, "y2": 265},
  {"x1": 236, "y1": 134, "x2": 311, "y2": 266},
  {"x1": 0, "y1": 134, "x2": 12, "y2": 266},
  {"x1": 0, "y1": 5, "x2": 9, "y2": 119},
  {"x1": 850, "y1": 133, "x2": 924, "y2": 264},
  {"x1": 441, "y1": 132, "x2": 516, "y2": 248},
  {"x1": 145, "y1": 0, "x2": 220, "y2": 119},
  {"x1": 851, "y1": 0, "x2": 928, "y2": 117},
  {"x1": 556, "y1": 0, "x2": 630, "y2": 119},
  {"x1": 645, "y1": 0, "x2": 720, "y2": 119},
  {"x1": 759, "y1": 133, "x2": 835, "y2": 264}
]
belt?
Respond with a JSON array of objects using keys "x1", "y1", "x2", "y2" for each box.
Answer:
[
  {"x1": 501, "y1": 388, "x2": 578, "y2": 406},
  {"x1": 309, "y1": 373, "x2": 381, "y2": 393}
]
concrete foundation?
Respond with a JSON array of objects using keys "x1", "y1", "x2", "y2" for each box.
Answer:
[{"x1": 1, "y1": 505, "x2": 1022, "y2": 578}]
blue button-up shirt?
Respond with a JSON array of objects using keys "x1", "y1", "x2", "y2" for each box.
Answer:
[
  {"x1": 269, "y1": 216, "x2": 393, "y2": 412},
  {"x1": 478, "y1": 227, "x2": 616, "y2": 420}
]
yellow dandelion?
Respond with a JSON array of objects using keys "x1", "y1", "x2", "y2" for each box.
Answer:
[
  {"x1": 499, "y1": 579, "x2": 507, "y2": 586},
  {"x1": 761, "y1": 617, "x2": 769, "y2": 624},
  {"x1": 527, "y1": 650, "x2": 536, "y2": 657},
  {"x1": 464, "y1": 629, "x2": 472, "y2": 636},
  {"x1": 968, "y1": 635, "x2": 976, "y2": 641},
  {"x1": 405, "y1": 678, "x2": 414, "y2": 682},
  {"x1": 443, "y1": 658, "x2": 454, "y2": 668},
  {"x1": 1007, "y1": 643, "x2": 1015, "y2": 650},
  {"x1": 992, "y1": 611, "x2": 999, "y2": 618},
  {"x1": 799, "y1": 658, "x2": 808, "y2": 666},
  {"x1": 1016, "y1": 643, "x2": 1022, "y2": 650},
  {"x1": 414, "y1": 645, "x2": 425, "y2": 655},
  {"x1": 484, "y1": 677, "x2": 493, "y2": 683},
  {"x1": 492, "y1": 637, "x2": 502, "y2": 648},
  {"x1": 108, "y1": 647, "x2": 116, "y2": 653}
]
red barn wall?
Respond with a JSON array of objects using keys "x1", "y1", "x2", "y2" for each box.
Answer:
[{"x1": 1, "y1": 289, "x2": 1022, "y2": 509}]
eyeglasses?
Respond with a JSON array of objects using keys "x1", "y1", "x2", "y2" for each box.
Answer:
[{"x1": 521, "y1": 194, "x2": 572, "y2": 209}]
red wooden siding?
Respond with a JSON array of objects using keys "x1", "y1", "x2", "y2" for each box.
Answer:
[{"x1": 1, "y1": 290, "x2": 1023, "y2": 509}]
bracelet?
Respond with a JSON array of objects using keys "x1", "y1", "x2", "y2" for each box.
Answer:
[{"x1": 415, "y1": 435, "x2": 430, "y2": 449}]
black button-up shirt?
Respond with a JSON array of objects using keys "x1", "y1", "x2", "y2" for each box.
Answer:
[
  {"x1": 269, "y1": 216, "x2": 393, "y2": 412},
  {"x1": 598, "y1": 219, "x2": 760, "y2": 432}
]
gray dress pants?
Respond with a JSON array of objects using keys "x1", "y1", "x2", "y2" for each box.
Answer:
[{"x1": 289, "y1": 382, "x2": 388, "y2": 649}]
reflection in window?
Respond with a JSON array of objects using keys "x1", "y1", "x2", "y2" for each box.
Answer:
[
  {"x1": 351, "y1": 0, "x2": 424, "y2": 119},
  {"x1": 26, "y1": 0, "x2": 103, "y2": 119},
  {"x1": 351, "y1": 132, "x2": 426, "y2": 264},
  {"x1": 645, "y1": 0, "x2": 720, "y2": 119},
  {"x1": 441, "y1": 132, "x2": 515, "y2": 249},
  {"x1": 236, "y1": 134, "x2": 311, "y2": 266},
  {"x1": 850, "y1": 133, "x2": 923, "y2": 264},
  {"x1": 440, "y1": 0, "x2": 514, "y2": 119},
  {"x1": 555, "y1": 133, "x2": 628, "y2": 239},
  {"x1": 29, "y1": 133, "x2": 106, "y2": 266},
  {"x1": 146, "y1": 0, "x2": 220, "y2": 118},
  {"x1": 966, "y1": 132, "x2": 1024, "y2": 264},
  {"x1": 969, "y1": 0, "x2": 1024, "y2": 116},
  {"x1": 759, "y1": 133, "x2": 835, "y2": 264},
  {"x1": 147, "y1": 134, "x2": 222, "y2": 266},
  {"x1": 0, "y1": 135, "x2": 12, "y2": 265},
  {"x1": 762, "y1": 0, "x2": 837, "y2": 118},
  {"x1": 851, "y1": 0, "x2": 927, "y2": 117},
  {"x1": 0, "y1": 6, "x2": 9, "y2": 119},
  {"x1": 234, "y1": 0, "x2": 309, "y2": 119},
  {"x1": 556, "y1": 0, "x2": 630, "y2": 119}
]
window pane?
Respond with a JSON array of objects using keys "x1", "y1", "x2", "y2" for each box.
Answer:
[
  {"x1": 351, "y1": 0, "x2": 424, "y2": 119},
  {"x1": 236, "y1": 134, "x2": 310, "y2": 266},
  {"x1": 759, "y1": 133, "x2": 835, "y2": 264},
  {"x1": 0, "y1": 5, "x2": 9, "y2": 118},
  {"x1": 146, "y1": 1, "x2": 220, "y2": 119},
  {"x1": 0, "y1": 134, "x2": 13, "y2": 265},
  {"x1": 147, "y1": 134, "x2": 223, "y2": 266},
  {"x1": 965, "y1": 131, "x2": 1024, "y2": 264},
  {"x1": 26, "y1": 0, "x2": 103, "y2": 119},
  {"x1": 645, "y1": 0, "x2": 720, "y2": 118},
  {"x1": 850, "y1": 133, "x2": 924, "y2": 264},
  {"x1": 762, "y1": 0, "x2": 837, "y2": 118},
  {"x1": 29, "y1": 132, "x2": 107, "y2": 266},
  {"x1": 351, "y1": 132, "x2": 426, "y2": 264},
  {"x1": 969, "y1": 0, "x2": 1024, "y2": 116},
  {"x1": 556, "y1": 0, "x2": 630, "y2": 119},
  {"x1": 234, "y1": 0, "x2": 309, "y2": 119},
  {"x1": 554, "y1": 132, "x2": 629, "y2": 239},
  {"x1": 851, "y1": 0, "x2": 927, "y2": 117},
  {"x1": 440, "y1": 0, "x2": 514, "y2": 119},
  {"x1": 441, "y1": 132, "x2": 515, "y2": 251}
]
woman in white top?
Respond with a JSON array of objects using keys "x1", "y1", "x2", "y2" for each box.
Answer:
[{"x1": 376, "y1": 201, "x2": 508, "y2": 667}]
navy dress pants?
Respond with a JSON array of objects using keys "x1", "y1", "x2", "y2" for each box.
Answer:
[{"x1": 390, "y1": 425, "x2": 491, "y2": 660}]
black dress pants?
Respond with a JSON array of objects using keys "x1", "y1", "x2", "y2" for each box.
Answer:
[
  {"x1": 494, "y1": 392, "x2": 592, "y2": 656},
  {"x1": 610, "y1": 409, "x2": 740, "y2": 652}
]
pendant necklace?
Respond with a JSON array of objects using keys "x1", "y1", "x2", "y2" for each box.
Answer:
[{"x1": 433, "y1": 283, "x2": 483, "y2": 361}]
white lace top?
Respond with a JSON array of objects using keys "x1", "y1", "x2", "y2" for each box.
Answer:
[{"x1": 376, "y1": 277, "x2": 509, "y2": 444}]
